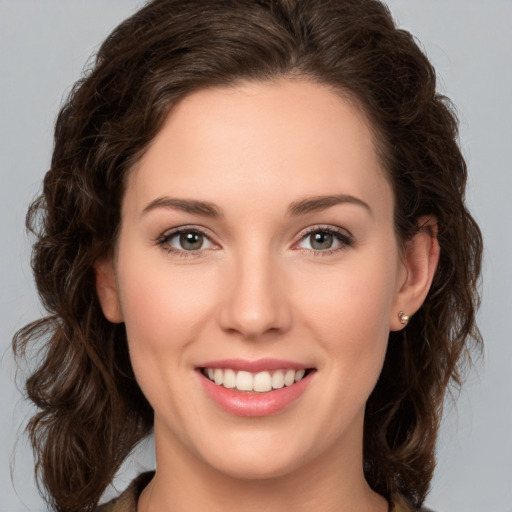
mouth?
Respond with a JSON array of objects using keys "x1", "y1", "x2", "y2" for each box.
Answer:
[
  {"x1": 200, "y1": 367, "x2": 314, "y2": 393},
  {"x1": 196, "y1": 358, "x2": 316, "y2": 416}
]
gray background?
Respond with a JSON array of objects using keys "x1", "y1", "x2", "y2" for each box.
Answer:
[{"x1": 1, "y1": 1, "x2": 510, "y2": 511}]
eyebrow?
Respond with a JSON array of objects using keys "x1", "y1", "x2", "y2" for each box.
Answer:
[
  {"x1": 141, "y1": 193, "x2": 372, "y2": 218},
  {"x1": 141, "y1": 197, "x2": 224, "y2": 218},
  {"x1": 286, "y1": 194, "x2": 372, "y2": 217}
]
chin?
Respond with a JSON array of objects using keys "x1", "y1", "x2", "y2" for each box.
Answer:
[
  {"x1": 192, "y1": 428, "x2": 317, "y2": 481},
  {"x1": 207, "y1": 452, "x2": 305, "y2": 481}
]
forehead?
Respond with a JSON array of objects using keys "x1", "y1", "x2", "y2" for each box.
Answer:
[{"x1": 125, "y1": 79, "x2": 392, "y2": 218}]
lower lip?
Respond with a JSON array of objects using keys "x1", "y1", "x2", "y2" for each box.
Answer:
[{"x1": 198, "y1": 371, "x2": 314, "y2": 417}]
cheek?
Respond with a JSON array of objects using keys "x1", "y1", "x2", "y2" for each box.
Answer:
[
  {"x1": 114, "y1": 259, "x2": 224, "y2": 437},
  {"x1": 114, "y1": 249, "x2": 221, "y2": 398},
  {"x1": 117, "y1": 247, "x2": 216, "y2": 341},
  {"x1": 293, "y1": 248, "x2": 399, "y2": 374},
  {"x1": 298, "y1": 255, "x2": 397, "y2": 333}
]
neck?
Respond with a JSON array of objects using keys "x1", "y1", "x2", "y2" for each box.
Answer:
[{"x1": 139, "y1": 418, "x2": 388, "y2": 512}]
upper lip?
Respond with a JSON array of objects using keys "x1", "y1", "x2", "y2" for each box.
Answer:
[{"x1": 197, "y1": 358, "x2": 311, "y2": 373}]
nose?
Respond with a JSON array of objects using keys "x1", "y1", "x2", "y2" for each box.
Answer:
[{"x1": 217, "y1": 250, "x2": 292, "y2": 340}]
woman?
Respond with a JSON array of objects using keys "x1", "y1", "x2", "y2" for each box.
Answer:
[{"x1": 13, "y1": 0, "x2": 482, "y2": 511}]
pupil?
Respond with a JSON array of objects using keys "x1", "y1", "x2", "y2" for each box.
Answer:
[
  {"x1": 180, "y1": 232, "x2": 203, "y2": 250},
  {"x1": 311, "y1": 231, "x2": 333, "y2": 250}
]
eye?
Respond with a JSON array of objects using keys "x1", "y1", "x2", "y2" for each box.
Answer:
[
  {"x1": 305, "y1": 231, "x2": 336, "y2": 251},
  {"x1": 296, "y1": 227, "x2": 353, "y2": 253},
  {"x1": 174, "y1": 231, "x2": 208, "y2": 251},
  {"x1": 157, "y1": 227, "x2": 216, "y2": 255}
]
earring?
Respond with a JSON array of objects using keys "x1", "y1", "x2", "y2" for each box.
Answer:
[{"x1": 398, "y1": 311, "x2": 410, "y2": 326}]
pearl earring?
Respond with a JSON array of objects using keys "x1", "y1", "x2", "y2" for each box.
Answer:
[{"x1": 398, "y1": 311, "x2": 410, "y2": 326}]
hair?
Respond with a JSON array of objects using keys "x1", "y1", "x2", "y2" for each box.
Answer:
[{"x1": 13, "y1": 0, "x2": 483, "y2": 511}]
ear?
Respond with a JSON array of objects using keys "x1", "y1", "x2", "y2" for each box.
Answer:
[
  {"x1": 94, "y1": 256, "x2": 124, "y2": 323},
  {"x1": 390, "y1": 216, "x2": 440, "y2": 331}
]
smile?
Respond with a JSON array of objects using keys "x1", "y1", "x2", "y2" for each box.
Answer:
[
  {"x1": 197, "y1": 358, "x2": 316, "y2": 416},
  {"x1": 201, "y1": 368, "x2": 308, "y2": 393}
]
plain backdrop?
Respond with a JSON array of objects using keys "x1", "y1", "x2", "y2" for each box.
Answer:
[{"x1": 1, "y1": 1, "x2": 511, "y2": 511}]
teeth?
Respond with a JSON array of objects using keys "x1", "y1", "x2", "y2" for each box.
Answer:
[
  {"x1": 214, "y1": 368, "x2": 223, "y2": 386},
  {"x1": 284, "y1": 369, "x2": 295, "y2": 386},
  {"x1": 223, "y1": 369, "x2": 236, "y2": 389},
  {"x1": 253, "y1": 371, "x2": 272, "y2": 392},
  {"x1": 271, "y1": 370, "x2": 285, "y2": 389},
  {"x1": 294, "y1": 369, "x2": 306, "y2": 382},
  {"x1": 235, "y1": 371, "x2": 253, "y2": 391},
  {"x1": 203, "y1": 368, "x2": 308, "y2": 392}
]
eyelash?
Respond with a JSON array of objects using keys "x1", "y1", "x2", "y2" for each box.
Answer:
[
  {"x1": 294, "y1": 225, "x2": 354, "y2": 256},
  {"x1": 156, "y1": 225, "x2": 354, "y2": 258},
  {"x1": 156, "y1": 226, "x2": 215, "y2": 258}
]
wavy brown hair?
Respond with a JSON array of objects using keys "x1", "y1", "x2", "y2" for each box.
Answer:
[{"x1": 13, "y1": 0, "x2": 482, "y2": 511}]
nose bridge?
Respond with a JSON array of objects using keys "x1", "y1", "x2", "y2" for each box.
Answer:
[{"x1": 218, "y1": 243, "x2": 291, "y2": 339}]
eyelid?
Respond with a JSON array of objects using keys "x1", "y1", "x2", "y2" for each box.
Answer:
[
  {"x1": 156, "y1": 225, "x2": 219, "y2": 257},
  {"x1": 292, "y1": 224, "x2": 354, "y2": 253},
  {"x1": 155, "y1": 223, "x2": 353, "y2": 257}
]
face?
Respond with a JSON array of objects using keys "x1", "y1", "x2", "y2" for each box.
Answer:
[{"x1": 98, "y1": 79, "x2": 413, "y2": 480}]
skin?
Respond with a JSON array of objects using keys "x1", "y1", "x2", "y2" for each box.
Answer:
[{"x1": 96, "y1": 79, "x2": 439, "y2": 512}]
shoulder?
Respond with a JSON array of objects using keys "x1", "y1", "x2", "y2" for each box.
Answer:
[
  {"x1": 391, "y1": 495, "x2": 437, "y2": 512},
  {"x1": 393, "y1": 505, "x2": 437, "y2": 512},
  {"x1": 97, "y1": 476, "x2": 437, "y2": 512},
  {"x1": 95, "y1": 472, "x2": 154, "y2": 512}
]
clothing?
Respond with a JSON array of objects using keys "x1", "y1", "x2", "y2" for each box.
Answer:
[
  {"x1": 95, "y1": 471, "x2": 434, "y2": 512},
  {"x1": 96, "y1": 472, "x2": 153, "y2": 512}
]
